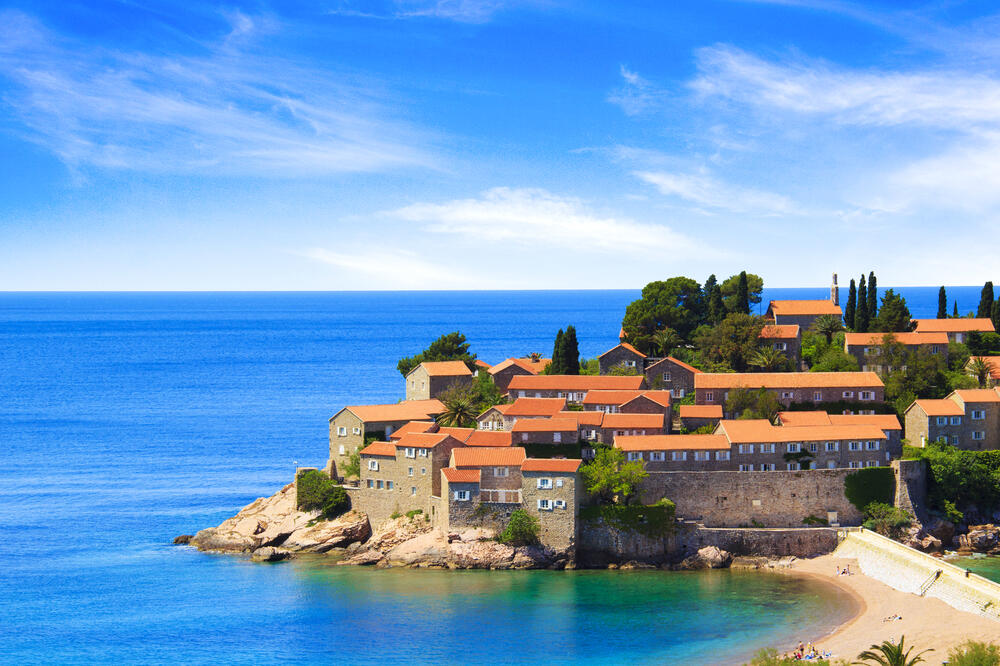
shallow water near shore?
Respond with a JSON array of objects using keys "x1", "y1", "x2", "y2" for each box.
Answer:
[
  {"x1": 0, "y1": 289, "x2": 971, "y2": 663},
  {"x1": 951, "y1": 554, "x2": 1000, "y2": 583}
]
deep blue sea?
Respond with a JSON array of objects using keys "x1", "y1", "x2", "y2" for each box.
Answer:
[{"x1": 0, "y1": 287, "x2": 982, "y2": 664}]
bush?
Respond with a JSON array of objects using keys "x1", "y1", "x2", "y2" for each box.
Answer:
[
  {"x1": 744, "y1": 648, "x2": 830, "y2": 666},
  {"x1": 802, "y1": 514, "x2": 829, "y2": 526},
  {"x1": 296, "y1": 469, "x2": 350, "y2": 520},
  {"x1": 948, "y1": 640, "x2": 1000, "y2": 666},
  {"x1": 905, "y1": 441, "x2": 1000, "y2": 518},
  {"x1": 844, "y1": 467, "x2": 896, "y2": 512},
  {"x1": 498, "y1": 509, "x2": 540, "y2": 546},
  {"x1": 862, "y1": 502, "x2": 913, "y2": 539},
  {"x1": 579, "y1": 500, "x2": 676, "y2": 538}
]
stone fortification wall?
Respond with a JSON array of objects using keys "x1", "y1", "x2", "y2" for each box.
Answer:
[
  {"x1": 835, "y1": 528, "x2": 1000, "y2": 622},
  {"x1": 639, "y1": 469, "x2": 864, "y2": 528},
  {"x1": 892, "y1": 459, "x2": 927, "y2": 522}
]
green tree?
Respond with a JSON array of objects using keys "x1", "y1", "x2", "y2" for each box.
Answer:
[
  {"x1": 979, "y1": 281, "x2": 995, "y2": 318},
  {"x1": 652, "y1": 327, "x2": 682, "y2": 357},
  {"x1": 845, "y1": 278, "x2": 857, "y2": 327},
  {"x1": 720, "y1": 272, "x2": 763, "y2": 313},
  {"x1": 993, "y1": 300, "x2": 1000, "y2": 333},
  {"x1": 550, "y1": 329, "x2": 566, "y2": 375},
  {"x1": 937, "y1": 286, "x2": 947, "y2": 319},
  {"x1": 747, "y1": 346, "x2": 790, "y2": 372},
  {"x1": 947, "y1": 640, "x2": 1000, "y2": 666},
  {"x1": 867, "y1": 271, "x2": 878, "y2": 322},
  {"x1": 694, "y1": 313, "x2": 766, "y2": 372},
  {"x1": 437, "y1": 383, "x2": 478, "y2": 427},
  {"x1": 855, "y1": 636, "x2": 931, "y2": 666},
  {"x1": 498, "y1": 509, "x2": 540, "y2": 546},
  {"x1": 621, "y1": 277, "x2": 705, "y2": 352},
  {"x1": 704, "y1": 274, "x2": 723, "y2": 324},
  {"x1": 811, "y1": 314, "x2": 844, "y2": 344},
  {"x1": 397, "y1": 331, "x2": 477, "y2": 376},
  {"x1": 562, "y1": 326, "x2": 580, "y2": 375},
  {"x1": 873, "y1": 289, "x2": 912, "y2": 332},
  {"x1": 862, "y1": 502, "x2": 914, "y2": 540},
  {"x1": 969, "y1": 356, "x2": 993, "y2": 387},
  {"x1": 854, "y1": 275, "x2": 869, "y2": 332},
  {"x1": 581, "y1": 447, "x2": 648, "y2": 505},
  {"x1": 341, "y1": 447, "x2": 361, "y2": 478},
  {"x1": 736, "y1": 271, "x2": 750, "y2": 314},
  {"x1": 953, "y1": 300, "x2": 959, "y2": 317},
  {"x1": 725, "y1": 387, "x2": 783, "y2": 421},
  {"x1": 607, "y1": 362, "x2": 641, "y2": 376}
]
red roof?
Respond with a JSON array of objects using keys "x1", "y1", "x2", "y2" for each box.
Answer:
[
  {"x1": 599, "y1": 342, "x2": 647, "y2": 359},
  {"x1": 504, "y1": 397, "x2": 567, "y2": 416},
  {"x1": 389, "y1": 421, "x2": 437, "y2": 440},
  {"x1": 718, "y1": 419, "x2": 886, "y2": 443},
  {"x1": 601, "y1": 413, "x2": 666, "y2": 429},
  {"x1": 508, "y1": 375, "x2": 645, "y2": 391},
  {"x1": 909, "y1": 399, "x2": 964, "y2": 417},
  {"x1": 393, "y1": 432, "x2": 456, "y2": 449},
  {"x1": 521, "y1": 458, "x2": 581, "y2": 473},
  {"x1": 646, "y1": 356, "x2": 702, "y2": 375},
  {"x1": 768, "y1": 300, "x2": 842, "y2": 316},
  {"x1": 341, "y1": 400, "x2": 445, "y2": 423},
  {"x1": 414, "y1": 361, "x2": 473, "y2": 377},
  {"x1": 776, "y1": 411, "x2": 832, "y2": 427},
  {"x1": 360, "y1": 441, "x2": 397, "y2": 457},
  {"x1": 622, "y1": 391, "x2": 672, "y2": 409},
  {"x1": 452, "y1": 447, "x2": 527, "y2": 467},
  {"x1": 442, "y1": 468, "x2": 481, "y2": 483},
  {"x1": 466, "y1": 430, "x2": 513, "y2": 447},
  {"x1": 952, "y1": 389, "x2": 1000, "y2": 404},
  {"x1": 562, "y1": 410, "x2": 603, "y2": 425},
  {"x1": 913, "y1": 318, "x2": 995, "y2": 334},
  {"x1": 474, "y1": 360, "x2": 492, "y2": 369},
  {"x1": 489, "y1": 357, "x2": 551, "y2": 376},
  {"x1": 581, "y1": 390, "x2": 644, "y2": 405},
  {"x1": 437, "y1": 427, "x2": 475, "y2": 442},
  {"x1": 695, "y1": 372, "x2": 883, "y2": 389},
  {"x1": 616, "y1": 434, "x2": 729, "y2": 451},
  {"x1": 844, "y1": 331, "x2": 948, "y2": 346},
  {"x1": 828, "y1": 413, "x2": 902, "y2": 431},
  {"x1": 759, "y1": 324, "x2": 800, "y2": 339},
  {"x1": 679, "y1": 404, "x2": 723, "y2": 419},
  {"x1": 511, "y1": 417, "x2": 580, "y2": 433}
]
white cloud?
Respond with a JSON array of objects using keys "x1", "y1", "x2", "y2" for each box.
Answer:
[
  {"x1": 301, "y1": 247, "x2": 467, "y2": 289},
  {"x1": 329, "y1": 0, "x2": 545, "y2": 23},
  {"x1": 0, "y1": 10, "x2": 435, "y2": 176},
  {"x1": 607, "y1": 65, "x2": 666, "y2": 116},
  {"x1": 634, "y1": 170, "x2": 800, "y2": 216},
  {"x1": 386, "y1": 186, "x2": 697, "y2": 253}
]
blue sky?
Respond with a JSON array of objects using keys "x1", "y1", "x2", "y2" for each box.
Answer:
[{"x1": 2, "y1": 0, "x2": 1000, "y2": 290}]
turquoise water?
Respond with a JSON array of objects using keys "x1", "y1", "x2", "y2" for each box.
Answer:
[
  {"x1": 0, "y1": 289, "x2": 973, "y2": 663},
  {"x1": 951, "y1": 555, "x2": 1000, "y2": 583}
]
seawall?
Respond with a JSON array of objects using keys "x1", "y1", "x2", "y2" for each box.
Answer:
[{"x1": 834, "y1": 528, "x2": 1000, "y2": 622}]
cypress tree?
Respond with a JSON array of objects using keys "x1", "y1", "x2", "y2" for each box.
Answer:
[
  {"x1": 704, "y1": 274, "x2": 719, "y2": 324},
  {"x1": 845, "y1": 279, "x2": 857, "y2": 328},
  {"x1": 953, "y1": 301, "x2": 959, "y2": 317},
  {"x1": 563, "y1": 326, "x2": 580, "y2": 375},
  {"x1": 550, "y1": 329, "x2": 565, "y2": 375},
  {"x1": 978, "y1": 282, "x2": 994, "y2": 318},
  {"x1": 736, "y1": 271, "x2": 750, "y2": 315},
  {"x1": 854, "y1": 275, "x2": 869, "y2": 332},
  {"x1": 867, "y1": 271, "x2": 877, "y2": 322},
  {"x1": 993, "y1": 301, "x2": 1000, "y2": 333},
  {"x1": 937, "y1": 287, "x2": 947, "y2": 319}
]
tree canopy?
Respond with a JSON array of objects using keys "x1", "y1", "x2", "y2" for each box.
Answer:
[
  {"x1": 873, "y1": 289, "x2": 912, "y2": 332},
  {"x1": 694, "y1": 313, "x2": 766, "y2": 372},
  {"x1": 720, "y1": 271, "x2": 763, "y2": 313},
  {"x1": 397, "y1": 331, "x2": 477, "y2": 376},
  {"x1": 581, "y1": 447, "x2": 648, "y2": 505},
  {"x1": 621, "y1": 277, "x2": 705, "y2": 352}
]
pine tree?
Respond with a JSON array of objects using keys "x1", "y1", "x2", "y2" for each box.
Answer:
[
  {"x1": 854, "y1": 275, "x2": 869, "y2": 332},
  {"x1": 978, "y1": 282, "x2": 994, "y2": 318},
  {"x1": 937, "y1": 286, "x2": 947, "y2": 319},
  {"x1": 953, "y1": 301, "x2": 959, "y2": 317},
  {"x1": 867, "y1": 271, "x2": 877, "y2": 322},
  {"x1": 704, "y1": 274, "x2": 720, "y2": 324},
  {"x1": 993, "y1": 301, "x2": 1000, "y2": 333},
  {"x1": 562, "y1": 326, "x2": 580, "y2": 375},
  {"x1": 736, "y1": 271, "x2": 750, "y2": 315},
  {"x1": 550, "y1": 329, "x2": 565, "y2": 375},
  {"x1": 845, "y1": 279, "x2": 857, "y2": 328}
]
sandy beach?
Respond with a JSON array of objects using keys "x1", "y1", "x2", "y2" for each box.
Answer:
[{"x1": 780, "y1": 554, "x2": 1000, "y2": 662}]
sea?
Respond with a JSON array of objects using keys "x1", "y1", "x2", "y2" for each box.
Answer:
[{"x1": 0, "y1": 286, "x2": 990, "y2": 664}]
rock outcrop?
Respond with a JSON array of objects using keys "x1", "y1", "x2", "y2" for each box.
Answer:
[
  {"x1": 955, "y1": 524, "x2": 1000, "y2": 555},
  {"x1": 677, "y1": 546, "x2": 732, "y2": 570}
]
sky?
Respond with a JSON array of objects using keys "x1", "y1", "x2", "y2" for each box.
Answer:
[{"x1": 2, "y1": 0, "x2": 1000, "y2": 290}]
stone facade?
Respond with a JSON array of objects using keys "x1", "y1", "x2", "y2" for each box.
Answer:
[
  {"x1": 643, "y1": 357, "x2": 699, "y2": 399},
  {"x1": 759, "y1": 324, "x2": 801, "y2": 369},
  {"x1": 507, "y1": 375, "x2": 647, "y2": 402},
  {"x1": 844, "y1": 332, "x2": 949, "y2": 373},
  {"x1": 904, "y1": 389, "x2": 1000, "y2": 450},
  {"x1": 598, "y1": 343, "x2": 646, "y2": 374},
  {"x1": 327, "y1": 401, "x2": 445, "y2": 479},
  {"x1": 521, "y1": 467, "x2": 581, "y2": 551},
  {"x1": 694, "y1": 372, "x2": 885, "y2": 414},
  {"x1": 405, "y1": 362, "x2": 473, "y2": 401}
]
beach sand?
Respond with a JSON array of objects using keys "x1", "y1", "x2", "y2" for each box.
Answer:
[{"x1": 780, "y1": 554, "x2": 1000, "y2": 662}]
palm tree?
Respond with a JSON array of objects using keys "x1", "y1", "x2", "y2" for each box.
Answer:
[
  {"x1": 968, "y1": 356, "x2": 994, "y2": 388},
  {"x1": 438, "y1": 395, "x2": 477, "y2": 428},
  {"x1": 854, "y1": 636, "x2": 932, "y2": 666},
  {"x1": 812, "y1": 314, "x2": 845, "y2": 343},
  {"x1": 652, "y1": 328, "x2": 682, "y2": 357},
  {"x1": 748, "y1": 346, "x2": 788, "y2": 372}
]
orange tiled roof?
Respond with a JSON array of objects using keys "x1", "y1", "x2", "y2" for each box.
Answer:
[
  {"x1": 843, "y1": 331, "x2": 949, "y2": 346},
  {"x1": 952, "y1": 389, "x2": 1000, "y2": 404},
  {"x1": 437, "y1": 427, "x2": 475, "y2": 442},
  {"x1": 913, "y1": 318, "x2": 995, "y2": 334},
  {"x1": 508, "y1": 375, "x2": 645, "y2": 391},
  {"x1": 389, "y1": 421, "x2": 437, "y2": 440},
  {"x1": 452, "y1": 447, "x2": 527, "y2": 467},
  {"x1": 511, "y1": 417, "x2": 580, "y2": 432},
  {"x1": 466, "y1": 430, "x2": 513, "y2": 447},
  {"x1": 695, "y1": 372, "x2": 883, "y2": 389},
  {"x1": 679, "y1": 404, "x2": 723, "y2": 419},
  {"x1": 623, "y1": 391, "x2": 672, "y2": 409},
  {"x1": 442, "y1": 468, "x2": 481, "y2": 483},
  {"x1": 489, "y1": 357, "x2": 551, "y2": 376},
  {"x1": 616, "y1": 434, "x2": 730, "y2": 451},
  {"x1": 477, "y1": 403, "x2": 512, "y2": 418},
  {"x1": 718, "y1": 419, "x2": 886, "y2": 443},
  {"x1": 504, "y1": 397, "x2": 567, "y2": 416},
  {"x1": 776, "y1": 411, "x2": 832, "y2": 427},
  {"x1": 581, "y1": 390, "x2": 644, "y2": 405},
  {"x1": 969, "y1": 356, "x2": 1000, "y2": 379},
  {"x1": 360, "y1": 441, "x2": 397, "y2": 457},
  {"x1": 521, "y1": 458, "x2": 581, "y2": 473},
  {"x1": 342, "y1": 400, "x2": 445, "y2": 423},
  {"x1": 759, "y1": 324, "x2": 800, "y2": 339},
  {"x1": 768, "y1": 300, "x2": 843, "y2": 316},
  {"x1": 909, "y1": 399, "x2": 965, "y2": 417},
  {"x1": 393, "y1": 432, "x2": 456, "y2": 449},
  {"x1": 474, "y1": 359, "x2": 492, "y2": 370},
  {"x1": 828, "y1": 413, "x2": 902, "y2": 431},
  {"x1": 599, "y1": 342, "x2": 647, "y2": 359},
  {"x1": 601, "y1": 413, "x2": 667, "y2": 429},
  {"x1": 416, "y1": 360, "x2": 474, "y2": 377},
  {"x1": 646, "y1": 356, "x2": 702, "y2": 375},
  {"x1": 562, "y1": 410, "x2": 603, "y2": 425}
]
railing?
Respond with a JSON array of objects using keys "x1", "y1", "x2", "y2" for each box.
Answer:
[{"x1": 919, "y1": 569, "x2": 942, "y2": 596}]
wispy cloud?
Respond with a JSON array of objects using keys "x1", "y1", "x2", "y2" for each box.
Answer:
[
  {"x1": 300, "y1": 247, "x2": 468, "y2": 289},
  {"x1": 385, "y1": 186, "x2": 698, "y2": 253},
  {"x1": 634, "y1": 170, "x2": 800, "y2": 216},
  {"x1": 329, "y1": 0, "x2": 542, "y2": 23},
  {"x1": 607, "y1": 65, "x2": 667, "y2": 116},
  {"x1": 0, "y1": 10, "x2": 436, "y2": 176}
]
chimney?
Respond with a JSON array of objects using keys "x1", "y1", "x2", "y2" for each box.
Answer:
[{"x1": 831, "y1": 273, "x2": 840, "y2": 306}]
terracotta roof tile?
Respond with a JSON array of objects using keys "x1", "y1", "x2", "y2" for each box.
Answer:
[
  {"x1": 913, "y1": 318, "x2": 995, "y2": 333},
  {"x1": 562, "y1": 410, "x2": 603, "y2": 425},
  {"x1": 508, "y1": 375, "x2": 645, "y2": 391},
  {"x1": 581, "y1": 390, "x2": 644, "y2": 405},
  {"x1": 342, "y1": 400, "x2": 445, "y2": 423},
  {"x1": 827, "y1": 413, "x2": 902, "y2": 430},
  {"x1": 759, "y1": 324, "x2": 800, "y2": 339},
  {"x1": 969, "y1": 356, "x2": 1000, "y2": 379},
  {"x1": 843, "y1": 332, "x2": 949, "y2": 346},
  {"x1": 393, "y1": 432, "x2": 455, "y2": 449},
  {"x1": 952, "y1": 389, "x2": 1000, "y2": 404},
  {"x1": 504, "y1": 397, "x2": 567, "y2": 416},
  {"x1": 442, "y1": 468, "x2": 481, "y2": 483},
  {"x1": 599, "y1": 342, "x2": 647, "y2": 359},
  {"x1": 511, "y1": 417, "x2": 580, "y2": 432},
  {"x1": 521, "y1": 458, "x2": 581, "y2": 472},
  {"x1": 695, "y1": 372, "x2": 883, "y2": 389},
  {"x1": 616, "y1": 434, "x2": 730, "y2": 451},
  {"x1": 601, "y1": 413, "x2": 667, "y2": 429},
  {"x1": 776, "y1": 411, "x2": 832, "y2": 427},
  {"x1": 679, "y1": 404, "x2": 723, "y2": 419},
  {"x1": 437, "y1": 427, "x2": 475, "y2": 442},
  {"x1": 489, "y1": 357, "x2": 551, "y2": 376},
  {"x1": 452, "y1": 447, "x2": 527, "y2": 467},
  {"x1": 768, "y1": 300, "x2": 843, "y2": 316},
  {"x1": 474, "y1": 360, "x2": 492, "y2": 369},
  {"x1": 389, "y1": 421, "x2": 437, "y2": 440},
  {"x1": 359, "y1": 441, "x2": 397, "y2": 457},
  {"x1": 646, "y1": 356, "x2": 702, "y2": 375},
  {"x1": 415, "y1": 360, "x2": 474, "y2": 377},
  {"x1": 622, "y1": 391, "x2": 673, "y2": 409},
  {"x1": 719, "y1": 419, "x2": 887, "y2": 443},
  {"x1": 909, "y1": 399, "x2": 965, "y2": 417},
  {"x1": 466, "y1": 431, "x2": 513, "y2": 447}
]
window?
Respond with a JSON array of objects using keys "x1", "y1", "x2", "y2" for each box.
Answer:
[
  {"x1": 786, "y1": 443, "x2": 801, "y2": 453},
  {"x1": 376, "y1": 480, "x2": 383, "y2": 489},
  {"x1": 537, "y1": 499, "x2": 551, "y2": 510},
  {"x1": 553, "y1": 432, "x2": 562, "y2": 443},
  {"x1": 705, "y1": 392, "x2": 714, "y2": 402},
  {"x1": 759, "y1": 463, "x2": 775, "y2": 471},
  {"x1": 813, "y1": 391, "x2": 822, "y2": 402},
  {"x1": 759, "y1": 443, "x2": 775, "y2": 454},
  {"x1": 780, "y1": 391, "x2": 794, "y2": 400},
  {"x1": 537, "y1": 478, "x2": 553, "y2": 489},
  {"x1": 405, "y1": 447, "x2": 416, "y2": 458},
  {"x1": 950, "y1": 416, "x2": 962, "y2": 426},
  {"x1": 671, "y1": 451, "x2": 687, "y2": 461},
  {"x1": 554, "y1": 499, "x2": 566, "y2": 509},
  {"x1": 865, "y1": 441, "x2": 880, "y2": 450},
  {"x1": 338, "y1": 445, "x2": 346, "y2": 455},
  {"x1": 842, "y1": 391, "x2": 854, "y2": 399},
  {"x1": 387, "y1": 481, "x2": 394, "y2": 490},
  {"x1": 717, "y1": 451, "x2": 730, "y2": 461},
  {"x1": 775, "y1": 342, "x2": 787, "y2": 351},
  {"x1": 951, "y1": 435, "x2": 959, "y2": 445},
  {"x1": 786, "y1": 462, "x2": 801, "y2": 471},
  {"x1": 738, "y1": 444, "x2": 754, "y2": 454},
  {"x1": 418, "y1": 448, "x2": 428, "y2": 457},
  {"x1": 421, "y1": 467, "x2": 427, "y2": 475},
  {"x1": 808, "y1": 443, "x2": 818, "y2": 453},
  {"x1": 662, "y1": 372, "x2": 672, "y2": 381},
  {"x1": 411, "y1": 486, "x2": 417, "y2": 496},
  {"x1": 849, "y1": 461, "x2": 861, "y2": 469},
  {"x1": 556, "y1": 479, "x2": 564, "y2": 488},
  {"x1": 972, "y1": 409, "x2": 986, "y2": 420},
  {"x1": 337, "y1": 426, "x2": 347, "y2": 437},
  {"x1": 860, "y1": 391, "x2": 874, "y2": 401},
  {"x1": 827, "y1": 460, "x2": 836, "y2": 469},
  {"x1": 367, "y1": 479, "x2": 373, "y2": 488},
  {"x1": 973, "y1": 431, "x2": 986, "y2": 441},
  {"x1": 518, "y1": 391, "x2": 526, "y2": 398},
  {"x1": 352, "y1": 426, "x2": 361, "y2": 435},
  {"x1": 931, "y1": 345, "x2": 940, "y2": 354},
  {"x1": 825, "y1": 441, "x2": 839, "y2": 452},
  {"x1": 408, "y1": 467, "x2": 414, "y2": 477},
  {"x1": 454, "y1": 490, "x2": 470, "y2": 501},
  {"x1": 694, "y1": 451, "x2": 709, "y2": 461},
  {"x1": 521, "y1": 433, "x2": 529, "y2": 443},
  {"x1": 936, "y1": 417, "x2": 948, "y2": 426},
  {"x1": 849, "y1": 441, "x2": 861, "y2": 452},
  {"x1": 739, "y1": 464, "x2": 754, "y2": 472},
  {"x1": 650, "y1": 451, "x2": 665, "y2": 462},
  {"x1": 627, "y1": 451, "x2": 642, "y2": 461},
  {"x1": 367, "y1": 460, "x2": 379, "y2": 471},
  {"x1": 494, "y1": 467, "x2": 509, "y2": 477},
  {"x1": 865, "y1": 461, "x2": 879, "y2": 468}
]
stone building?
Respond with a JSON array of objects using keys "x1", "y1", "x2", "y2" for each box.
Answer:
[
  {"x1": 904, "y1": 388, "x2": 1000, "y2": 450},
  {"x1": 597, "y1": 342, "x2": 646, "y2": 374},
  {"x1": 912, "y1": 318, "x2": 996, "y2": 344},
  {"x1": 451, "y1": 446, "x2": 527, "y2": 503},
  {"x1": 507, "y1": 374, "x2": 646, "y2": 401},
  {"x1": 678, "y1": 404, "x2": 723, "y2": 431},
  {"x1": 328, "y1": 399, "x2": 445, "y2": 478},
  {"x1": 776, "y1": 411, "x2": 902, "y2": 458},
  {"x1": 487, "y1": 357, "x2": 551, "y2": 392},
  {"x1": 599, "y1": 412, "x2": 669, "y2": 442},
  {"x1": 616, "y1": 434, "x2": 731, "y2": 471},
  {"x1": 694, "y1": 371, "x2": 884, "y2": 415},
  {"x1": 476, "y1": 397, "x2": 567, "y2": 431},
  {"x1": 758, "y1": 324, "x2": 801, "y2": 368},
  {"x1": 967, "y1": 356, "x2": 1000, "y2": 388},
  {"x1": 619, "y1": 391, "x2": 672, "y2": 414},
  {"x1": 405, "y1": 361, "x2": 473, "y2": 401},
  {"x1": 511, "y1": 417, "x2": 580, "y2": 446},
  {"x1": 764, "y1": 299, "x2": 843, "y2": 330},
  {"x1": 476, "y1": 404, "x2": 512, "y2": 431},
  {"x1": 843, "y1": 331, "x2": 948, "y2": 372},
  {"x1": 520, "y1": 459, "x2": 582, "y2": 552},
  {"x1": 643, "y1": 357, "x2": 701, "y2": 398}
]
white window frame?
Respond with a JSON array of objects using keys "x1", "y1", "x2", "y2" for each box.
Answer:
[
  {"x1": 759, "y1": 443, "x2": 776, "y2": 454},
  {"x1": 825, "y1": 441, "x2": 839, "y2": 452},
  {"x1": 337, "y1": 426, "x2": 347, "y2": 437},
  {"x1": 780, "y1": 391, "x2": 793, "y2": 400},
  {"x1": 813, "y1": 391, "x2": 822, "y2": 402},
  {"x1": 454, "y1": 490, "x2": 470, "y2": 501},
  {"x1": 849, "y1": 461, "x2": 861, "y2": 469},
  {"x1": 716, "y1": 451, "x2": 730, "y2": 461},
  {"x1": 694, "y1": 451, "x2": 709, "y2": 461},
  {"x1": 950, "y1": 416, "x2": 962, "y2": 426},
  {"x1": 848, "y1": 441, "x2": 861, "y2": 452},
  {"x1": 408, "y1": 467, "x2": 414, "y2": 476},
  {"x1": 936, "y1": 417, "x2": 948, "y2": 426},
  {"x1": 411, "y1": 486, "x2": 417, "y2": 496},
  {"x1": 650, "y1": 451, "x2": 665, "y2": 462},
  {"x1": 494, "y1": 466, "x2": 509, "y2": 477},
  {"x1": 627, "y1": 451, "x2": 642, "y2": 461},
  {"x1": 786, "y1": 443, "x2": 801, "y2": 453},
  {"x1": 860, "y1": 391, "x2": 874, "y2": 401},
  {"x1": 405, "y1": 447, "x2": 416, "y2": 458},
  {"x1": 972, "y1": 409, "x2": 986, "y2": 420},
  {"x1": 738, "y1": 444, "x2": 754, "y2": 454},
  {"x1": 670, "y1": 451, "x2": 687, "y2": 461},
  {"x1": 662, "y1": 372, "x2": 671, "y2": 381},
  {"x1": 786, "y1": 462, "x2": 800, "y2": 471},
  {"x1": 739, "y1": 464, "x2": 753, "y2": 472},
  {"x1": 367, "y1": 459, "x2": 379, "y2": 471},
  {"x1": 418, "y1": 448, "x2": 429, "y2": 457},
  {"x1": 554, "y1": 499, "x2": 566, "y2": 509},
  {"x1": 865, "y1": 441, "x2": 880, "y2": 450},
  {"x1": 973, "y1": 431, "x2": 986, "y2": 441},
  {"x1": 705, "y1": 392, "x2": 714, "y2": 402},
  {"x1": 537, "y1": 478, "x2": 553, "y2": 489},
  {"x1": 537, "y1": 499, "x2": 551, "y2": 510},
  {"x1": 553, "y1": 432, "x2": 562, "y2": 443}
]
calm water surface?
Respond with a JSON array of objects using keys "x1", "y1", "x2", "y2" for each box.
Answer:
[{"x1": 0, "y1": 289, "x2": 975, "y2": 664}]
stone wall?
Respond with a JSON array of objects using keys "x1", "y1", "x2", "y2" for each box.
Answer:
[
  {"x1": 638, "y1": 469, "x2": 864, "y2": 528},
  {"x1": 521, "y1": 470, "x2": 580, "y2": 551},
  {"x1": 893, "y1": 458, "x2": 928, "y2": 522}
]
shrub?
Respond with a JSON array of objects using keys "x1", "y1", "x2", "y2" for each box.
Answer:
[
  {"x1": 296, "y1": 469, "x2": 350, "y2": 520},
  {"x1": 802, "y1": 514, "x2": 829, "y2": 526},
  {"x1": 405, "y1": 509, "x2": 423, "y2": 519},
  {"x1": 947, "y1": 640, "x2": 1000, "y2": 666},
  {"x1": 862, "y1": 502, "x2": 913, "y2": 539},
  {"x1": 498, "y1": 509, "x2": 540, "y2": 546},
  {"x1": 579, "y1": 500, "x2": 676, "y2": 538},
  {"x1": 844, "y1": 467, "x2": 896, "y2": 512},
  {"x1": 744, "y1": 648, "x2": 830, "y2": 666}
]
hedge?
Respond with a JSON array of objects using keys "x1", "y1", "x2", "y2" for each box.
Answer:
[
  {"x1": 843, "y1": 467, "x2": 895, "y2": 512},
  {"x1": 580, "y1": 499, "x2": 676, "y2": 538}
]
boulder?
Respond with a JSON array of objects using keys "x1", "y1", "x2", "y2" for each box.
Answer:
[
  {"x1": 385, "y1": 531, "x2": 449, "y2": 567},
  {"x1": 190, "y1": 527, "x2": 255, "y2": 553},
  {"x1": 678, "y1": 546, "x2": 732, "y2": 570},
  {"x1": 730, "y1": 556, "x2": 769, "y2": 570},
  {"x1": 918, "y1": 535, "x2": 943, "y2": 552},
  {"x1": 251, "y1": 547, "x2": 290, "y2": 562},
  {"x1": 924, "y1": 517, "x2": 955, "y2": 546},
  {"x1": 281, "y1": 511, "x2": 371, "y2": 553},
  {"x1": 337, "y1": 550, "x2": 385, "y2": 566},
  {"x1": 173, "y1": 534, "x2": 193, "y2": 545},
  {"x1": 511, "y1": 545, "x2": 555, "y2": 569},
  {"x1": 448, "y1": 540, "x2": 515, "y2": 569},
  {"x1": 366, "y1": 515, "x2": 434, "y2": 552},
  {"x1": 620, "y1": 561, "x2": 656, "y2": 570}
]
